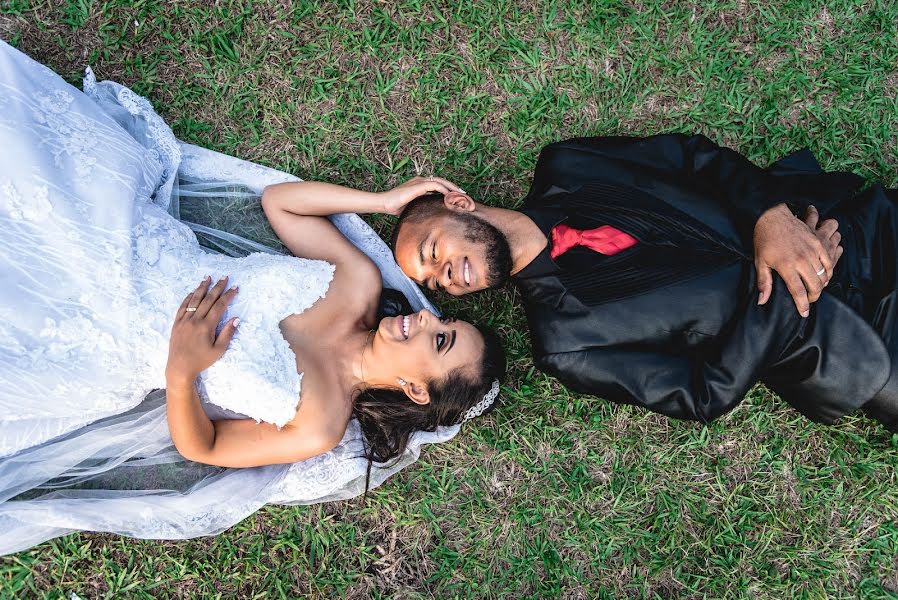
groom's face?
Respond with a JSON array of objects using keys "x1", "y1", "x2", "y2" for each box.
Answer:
[{"x1": 394, "y1": 209, "x2": 512, "y2": 296}]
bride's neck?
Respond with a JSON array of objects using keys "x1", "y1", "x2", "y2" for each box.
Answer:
[{"x1": 346, "y1": 327, "x2": 395, "y2": 392}]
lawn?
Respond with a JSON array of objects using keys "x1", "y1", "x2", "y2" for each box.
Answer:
[{"x1": 2, "y1": 0, "x2": 898, "y2": 598}]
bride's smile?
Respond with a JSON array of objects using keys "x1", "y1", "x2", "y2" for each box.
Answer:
[{"x1": 359, "y1": 309, "x2": 487, "y2": 405}]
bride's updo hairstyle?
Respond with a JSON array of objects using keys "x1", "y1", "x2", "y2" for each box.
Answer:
[{"x1": 353, "y1": 320, "x2": 505, "y2": 487}]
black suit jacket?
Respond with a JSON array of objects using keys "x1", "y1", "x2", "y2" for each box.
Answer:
[{"x1": 516, "y1": 134, "x2": 891, "y2": 424}]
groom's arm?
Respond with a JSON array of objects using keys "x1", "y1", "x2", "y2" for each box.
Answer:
[
  {"x1": 530, "y1": 134, "x2": 779, "y2": 224},
  {"x1": 534, "y1": 303, "x2": 789, "y2": 423},
  {"x1": 535, "y1": 278, "x2": 889, "y2": 424},
  {"x1": 529, "y1": 133, "x2": 840, "y2": 317}
]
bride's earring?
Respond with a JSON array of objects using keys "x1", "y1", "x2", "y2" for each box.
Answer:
[{"x1": 397, "y1": 377, "x2": 407, "y2": 387}]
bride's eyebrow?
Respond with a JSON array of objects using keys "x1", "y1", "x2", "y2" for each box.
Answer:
[{"x1": 445, "y1": 330, "x2": 457, "y2": 354}]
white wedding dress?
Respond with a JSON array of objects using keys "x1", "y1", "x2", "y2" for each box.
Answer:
[{"x1": 0, "y1": 40, "x2": 458, "y2": 554}]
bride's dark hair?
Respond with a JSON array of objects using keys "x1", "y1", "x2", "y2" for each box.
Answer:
[{"x1": 353, "y1": 320, "x2": 506, "y2": 493}]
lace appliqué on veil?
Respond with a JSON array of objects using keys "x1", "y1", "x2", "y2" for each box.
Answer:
[
  {"x1": 1, "y1": 181, "x2": 52, "y2": 222},
  {"x1": 32, "y1": 90, "x2": 98, "y2": 178},
  {"x1": 116, "y1": 86, "x2": 180, "y2": 189},
  {"x1": 83, "y1": 66, "x2": 181, "y2": 211},
  {"x1": 178, "y1": 144, "x2": 296, "y2": 193}
]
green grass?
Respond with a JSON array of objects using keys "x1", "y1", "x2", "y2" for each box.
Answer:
[{"x1": 2, "y1": 0, "x2": 898, "y2": 597}]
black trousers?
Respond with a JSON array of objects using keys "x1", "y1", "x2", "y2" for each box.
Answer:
[{"x1": 829, "y1": 185, "x2": 898, "y2": 430}]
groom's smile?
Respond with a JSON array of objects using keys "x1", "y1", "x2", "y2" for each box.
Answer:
[
  {"x1": 393, "y1": 204, "x2": 513, "y2": 296},
  {"x1": 394, "y1": 217, "x2": 488, "y2": 295}
]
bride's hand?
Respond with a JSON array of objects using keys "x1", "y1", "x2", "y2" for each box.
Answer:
[
  {"x1": 379, "y1": 176, "x2": 464, "y2": 215},
  {"x1": 165, "y1": 276, "x2": 240, "y2": 383}
]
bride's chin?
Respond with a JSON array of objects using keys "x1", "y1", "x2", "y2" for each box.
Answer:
[
  {"x1": 379, "y1": 315, "x2": 404, "y2": 344},
  {"x1": 375, "y1": 317, "x2": 395, "y2": 343}
]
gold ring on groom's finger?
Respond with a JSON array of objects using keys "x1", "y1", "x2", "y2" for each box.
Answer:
[{"x1": 185, "y1": 307, "x2": 197, "y2": 312}]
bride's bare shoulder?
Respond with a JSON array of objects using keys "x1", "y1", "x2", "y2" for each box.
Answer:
[
  {"x1": 289, "y1": 370, "x2": 353, "y2": 442},
  {"x1": 324, "y1": 251, "x2": 382, "y2": 314}
]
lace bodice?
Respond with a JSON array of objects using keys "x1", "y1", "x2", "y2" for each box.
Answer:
[{"x1": 127, "y1": 204, "x2": 335, "y2": 426}]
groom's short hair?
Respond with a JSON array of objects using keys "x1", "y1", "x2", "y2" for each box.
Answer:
[{"x1": 390, "y1": 193, "x2": 446, "y2": 249}]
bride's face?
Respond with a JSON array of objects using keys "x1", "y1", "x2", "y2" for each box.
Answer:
[{"x1": 371, "y1": 309, "x2": 483, "y2": 403}]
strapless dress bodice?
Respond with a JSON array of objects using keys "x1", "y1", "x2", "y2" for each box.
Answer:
[{"x1": 128, "y1": 203, "x2": 334, "y2": 426}]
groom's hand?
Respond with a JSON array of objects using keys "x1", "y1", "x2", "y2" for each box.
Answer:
[
  {"x1": 805, "y1": 205, "x2": 843, "y2": 268},
  {"x1": 754, "y1": 204, "x2": 841, "y2": 317},
  {"x1": 166, "y1": 276, "x2": 240, "y2": 382},
  {"x1": 380, "y1": 176, "x2": 464, "y2": 215}
]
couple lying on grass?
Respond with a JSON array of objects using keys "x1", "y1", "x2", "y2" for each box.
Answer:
[{"x1": 2, "y1": 39, "x2": 896, "y2": 553}]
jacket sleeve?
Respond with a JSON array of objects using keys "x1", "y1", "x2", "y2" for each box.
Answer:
[
  {"x1": 535, "y1": 278, "x2": 891, "y2": 424},
  {"x1": 528, "y1": 133, "x2": 783, "y2": 242}
]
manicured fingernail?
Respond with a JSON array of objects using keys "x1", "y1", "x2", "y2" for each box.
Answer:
[
  {"x1": 801, "y1": 310, "x2": 810, "y2": 318},
  {"x1": 233, "y1": 318, "x2": 240, "y2": 328},
  {"x1": 758, "y1": 293, "x2": 763, "y2": 304},
  {"x1": 204, "y1": 275, "x2": 211, "y2": 281},
  {"x1": 459, "y1": 188, "x2": 467, "y2": 194}
]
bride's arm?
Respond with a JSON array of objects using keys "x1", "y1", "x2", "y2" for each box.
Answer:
[
  {"x1": 262, "y1": 176, "x2": 461, "y2": 217},
  {"x1": 166, "y1": 377, "x2": 343, "y2": 467},
  {"x1": 260, "y1": 177, "x2": 461, "y2": 267},
  {"x1": 165, "y1": 278, "x2": 344, "y2": 467}
]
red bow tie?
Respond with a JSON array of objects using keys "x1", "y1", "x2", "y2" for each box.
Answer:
[{"x1": 550, "y1": 223, "x2": 638, "y2": 260}]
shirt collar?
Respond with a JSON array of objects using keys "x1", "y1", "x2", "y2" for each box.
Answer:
[{"x1": 513, "y1": 206, "x2": 567, "y2": 279}]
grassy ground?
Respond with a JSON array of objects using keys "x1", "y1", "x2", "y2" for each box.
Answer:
[{"x1": 2, "y1": 0, "x2": 898, "y2": 597}]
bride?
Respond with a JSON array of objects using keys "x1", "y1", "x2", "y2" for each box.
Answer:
[
  {"x1": 0, "y1": 41, "x2": 504, "y2": 553},
  {"x1": 165, "y1": 178, "x2": 504, "y2": 468}
]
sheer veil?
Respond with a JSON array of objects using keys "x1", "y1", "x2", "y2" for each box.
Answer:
[{"x1": 0, "y1": 63, "x2": 459, "y2": 554}]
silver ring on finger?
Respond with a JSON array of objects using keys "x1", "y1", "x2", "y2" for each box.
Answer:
[
  {"x1": 816, "y1": 267, "x2": 826, "y2": 277},
  {"x1": 185, "y1": 306, "x2": 197, "y2": 313}
]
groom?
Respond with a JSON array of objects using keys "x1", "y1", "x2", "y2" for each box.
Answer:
[{"x1": 389, "y1": 133, "x2": 898, "y2": 430}]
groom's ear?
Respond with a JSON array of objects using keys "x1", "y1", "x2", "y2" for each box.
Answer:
[{"x1": 443, "y1": 192, "x2": 476, "y2": 214}]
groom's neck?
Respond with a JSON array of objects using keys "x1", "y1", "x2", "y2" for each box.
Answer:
[{"x1": 474, "y1": 205, "x2": 548, "y2": 276}]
